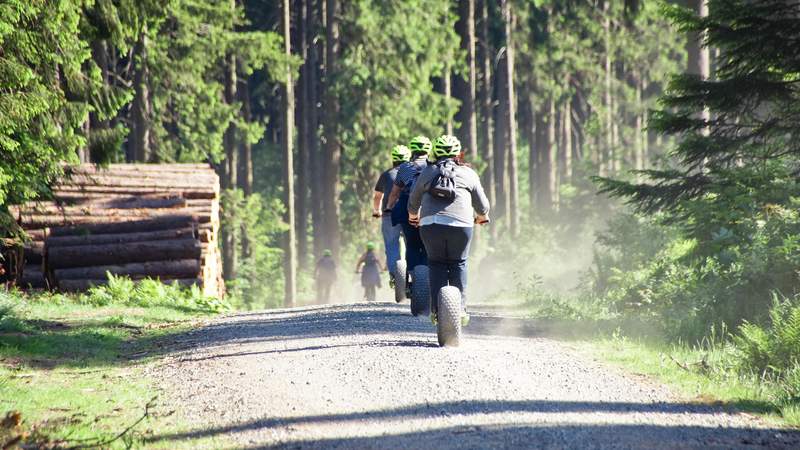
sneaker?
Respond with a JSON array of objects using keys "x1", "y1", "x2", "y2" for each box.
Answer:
[
  {"x1": 430, "y1": 312, "x2": 437, "y2": 326},
  {"x1": 461, "y1": 313, "x2": 470, "y2": 327}
]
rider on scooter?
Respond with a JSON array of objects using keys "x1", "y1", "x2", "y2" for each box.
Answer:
[
  {"x1": 386, "y1": 136, "x2": 433, "y2": 277},
  {"x1": 372, "y1": 144, "x2": 411, "y2": 287},
  {"x1": 407, "y1": 135, "x2": 490, "y2": 326},
  {"x1": 355, "y1": 242, "x2": 384, "y2": 302}
]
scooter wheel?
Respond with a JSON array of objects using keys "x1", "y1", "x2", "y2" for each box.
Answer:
[
  {"x1": 410, "y1": 265, "x2": 430, "y2": 317},
  {"x1": 394, "y1": 260, "x2": 407, "y2": 303},
  {"x1": 437, "y1": 286, "x2": 462, "y2": 347}
]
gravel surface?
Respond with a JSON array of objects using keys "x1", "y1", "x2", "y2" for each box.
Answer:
[{"x1": 151, "y1": 302, "x2": 800, "y2": 449}]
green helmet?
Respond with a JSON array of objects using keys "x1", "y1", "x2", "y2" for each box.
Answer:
[
  {"x1": 408, "y1": 135, "x2": 432, "y2": 156},
  {"x1": 323, "y1": 249, "x2": 332, "y2": 257},
  {"x1": 391, "y1": 144, "x2": 411, "y2": 163},
  {"x1": 433, "y1": 135, "x2": 462, "y2": 158},
  {"x1": 366, "y1": 242, "x2": 376, "y2": 251}
]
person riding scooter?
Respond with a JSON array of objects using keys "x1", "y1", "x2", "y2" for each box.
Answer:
[
  {"x1": 386, "y1": 136, "x2": 432, "y2": 275},
  {"x1": 407, "y1": 135, "x2": 490, "y2": 327},
  {"x1": 355, "y1": 242, "x2": 384, "y2": 302},
  {"x1": 372, "y1": 144, "x2": 411, "y2": 287}
]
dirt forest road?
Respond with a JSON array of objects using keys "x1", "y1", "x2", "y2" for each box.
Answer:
[{"x1": 151, "y1": 303, "x2": 800, "y2": 449}]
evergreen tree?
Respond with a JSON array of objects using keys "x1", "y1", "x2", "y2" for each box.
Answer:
[
  {"x1": 0, "y1": 1, "x2": 90, "y2": 208},
  {"x1": 597, "y1": 0, "x2": 800, "y2": 247}
]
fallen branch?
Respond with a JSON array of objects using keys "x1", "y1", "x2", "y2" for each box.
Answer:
[
  {"x1": 668, "y1": 354, "x2": 692, "y2": 372},
  {"x1": 62, "y1": 396, "x2": 158, "y2": 449}
]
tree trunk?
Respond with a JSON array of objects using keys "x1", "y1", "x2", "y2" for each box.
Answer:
[
  {"x1": 455, "y1": 0, "x2": 478, "y2": 159},
  {"x1": 323, "y1": 0, "x2": 341, "y2": 260},
  {"x1": 21, "y1": 265, "x2": 46, "y2": 289},
  {"x1": 309, "y1": 0, "x2": 323, "y2": 260},
  {"x1": 561, "y1": 97, "x2": 573, "y2": 183},
  {"x1": 48, "y1": 216, "x2": 198, "y2": 237},
  {"x1": 601, "y1": 1, "x2": 612, "y2": 176},
  {"x1": 238, "y1": 78, "x2": 254, "y2": 261},
  {"x1": 493, "y1": 87, "x2": 507, "y2": 225},
  {"x1": 221, "y1": 37, "x2": 238, "y2": 281},
  {"x1": 547, "y1": 96, "x2": 558, "y2": 211},
  {"x1": 444, "y1": 63, "x2": 453, "y2": 135},
  {"x1": 54, "y1": 259, "x2": 201, "y2": 280},
  {"x1": 642, "y1": 78, "x2": 650, "y2": 166},
  {"x1": 131, "y1": 27, "x2": 151, "y2": 163},
  {"x1": 687, "y1": 0, "x2": 710, "y2": 135},
  {"x1": 283, "y1": 0, "x2": 297, "y2": 307},
  {"x1": 478, "y1": 0, "x2": 495, "y2": 214},
  {"x1": 634, "y1": 75, "x2": 644, "y2": 172},
  {"x1": 48, "y1": 239, "x2": 201, "y2": 269},
  {"x1": 296, "y1": 0, "x2": 310, "y2": 271},
  {"x1": 501, "y1": 0, "x2": 518, "y2": 236},
  {"x1": 46, "y1": 228, "x2": 197, "y2": 248},
  {"x1": 525, "y1": 95, "x2": 537, "y2": 216},
  {"x1": 53, "y1": 185, "x2": 217, "y2": 200},
  {"x1": 238, "y1": 80, "x2": 254, "y2": 196}
]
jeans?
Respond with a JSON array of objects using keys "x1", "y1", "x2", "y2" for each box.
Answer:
[
  {"x1": 419, "y1": 224, "x2": 473, "y2": 314},
  {"x1": 381, "y1": 215, "x2": 403, "y2": 275},
  {"x1": 392, "y1": 192, "x2": 427, "y2": 270},
  {"x1": 401, "y1": 221, "x2": 428, "y2": 270}
]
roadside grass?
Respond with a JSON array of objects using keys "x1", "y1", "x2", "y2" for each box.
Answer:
[
  {"x1": 0, "y1": 287, "x2": 230, "y2": 448},
  {"x1": 577, "y1": 334, "x2": 800, "y2": 426},
  {"x1": 515, "y1": 291, "x2": 800, "y2": 429}
]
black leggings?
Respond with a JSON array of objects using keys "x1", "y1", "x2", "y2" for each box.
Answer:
[{"x1": 419, "y1": 224, "x2": 473, "y2": 314}]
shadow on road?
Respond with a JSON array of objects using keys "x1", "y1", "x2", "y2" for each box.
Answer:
[
  {"x1": 146, "y1": 399, "x2": 800, "y2": 448},
  {"x1": 160, "y1": 302, "x2": 542, "y2": 355}
]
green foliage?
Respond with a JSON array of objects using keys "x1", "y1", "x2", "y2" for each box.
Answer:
[
  {"x1": 590, "y1": 0, "x2": 800, "y2": 344},
  {"x1": 336, "y1": 0, "x2": 460, "y2": 246},
  {"x1": 734, "y1": 294, "x2": 800, "y2": 377},
  {"x1": 68, "y1": 273, "x2": 231, "y2": 313},
  {"x1": 0, "y1": 0, "x2": 86, "y2": 208},
  {"x1": 220, "y1": 188, "x2": 287, "y2": 309},
  {"x1": 147, "y1": 0, "x2": 290, "y2": 163},
  {"x1": 591, "y1": 205, "x2": 800, "y2": 340}
]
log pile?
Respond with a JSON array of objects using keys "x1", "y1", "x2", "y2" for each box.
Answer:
[{"x1": 9, "y1": 164, "x2": 223, "y2": 297}]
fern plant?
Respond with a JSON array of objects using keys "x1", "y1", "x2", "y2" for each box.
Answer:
[{"x1": 734, "y1": 293, "x2": 800, "y2": 375}]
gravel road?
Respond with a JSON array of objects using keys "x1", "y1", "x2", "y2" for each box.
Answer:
[{"x1": 151, "y1": 302, "x2": 800, "y2": 449}]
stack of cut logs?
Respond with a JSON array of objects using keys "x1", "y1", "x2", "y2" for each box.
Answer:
[{"x1": 9, "y1": 164, "x2": 223, "y2": 298}]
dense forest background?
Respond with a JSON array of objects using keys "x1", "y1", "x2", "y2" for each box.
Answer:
[
  {"x1": 0, "y1": 0, "x2": 691, "y2": 303},
  {"x1": 3, "y1": 0, "x2": 799, "y2": 351}
]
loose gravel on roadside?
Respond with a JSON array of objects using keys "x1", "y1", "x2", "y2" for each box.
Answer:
[{"x1": 149, "y1": 303, "x2": 800, "y2": 449}]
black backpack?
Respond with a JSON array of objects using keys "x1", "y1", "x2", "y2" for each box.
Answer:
[{"x1": 428, "y1": 159, "x2": 458, "y2": 201}]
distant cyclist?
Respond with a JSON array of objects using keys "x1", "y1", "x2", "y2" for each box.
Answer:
[
  {"x1": 372, "y1": 144, "x2": 411, "y2": 286},
  {"x1": 315, "y1": 249, "x2": 337, "y2": 303},
  {"x1": 387, "y1": 136, "x2": 432, "y2": 273},
  {"x1": 355, "y1": 242, "x2": 384, "y2": 302},
  {"x1": 408, "y1": 135, "x2": 490, "y2": 326}
]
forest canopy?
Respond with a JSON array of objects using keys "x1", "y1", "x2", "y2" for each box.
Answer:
[{"x1": 2, "y1": 0, "x2": 798, "y2": 342}]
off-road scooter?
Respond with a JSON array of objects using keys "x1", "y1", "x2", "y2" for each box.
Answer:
[
  {"x1": 393, "y1": 259, "x2": 430, "y2": 316},
  {"x1": 432, "y1": 216, "x2": 489, "y2": 347}
]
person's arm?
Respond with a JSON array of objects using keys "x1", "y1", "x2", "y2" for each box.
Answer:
[
  {"x1": 470, "y1": 170, "x2": 491, "y2": 223},
  {"x1": 355, "y1": 253, "x2": 366, "y2": 272},
  {"x1": 386, "y1": 183, "x2": 403, "y2": 209},
  {"x1": 372, "y1": 191, "x2": 383, "y2": 217},
  {"x1": 408, "y1": 167, "x2": 433, "y2": 225}
]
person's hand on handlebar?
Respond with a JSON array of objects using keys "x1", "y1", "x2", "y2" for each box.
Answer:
[
  {"x1": 475, "y1": 213, "x2": 490, "y2": 225},
  {"x1": 408, "y1": 212, "x2": 420, "y2": 227},
  {"x1": 372, "y1": 209, "x2": 382, "y2": 218}
]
